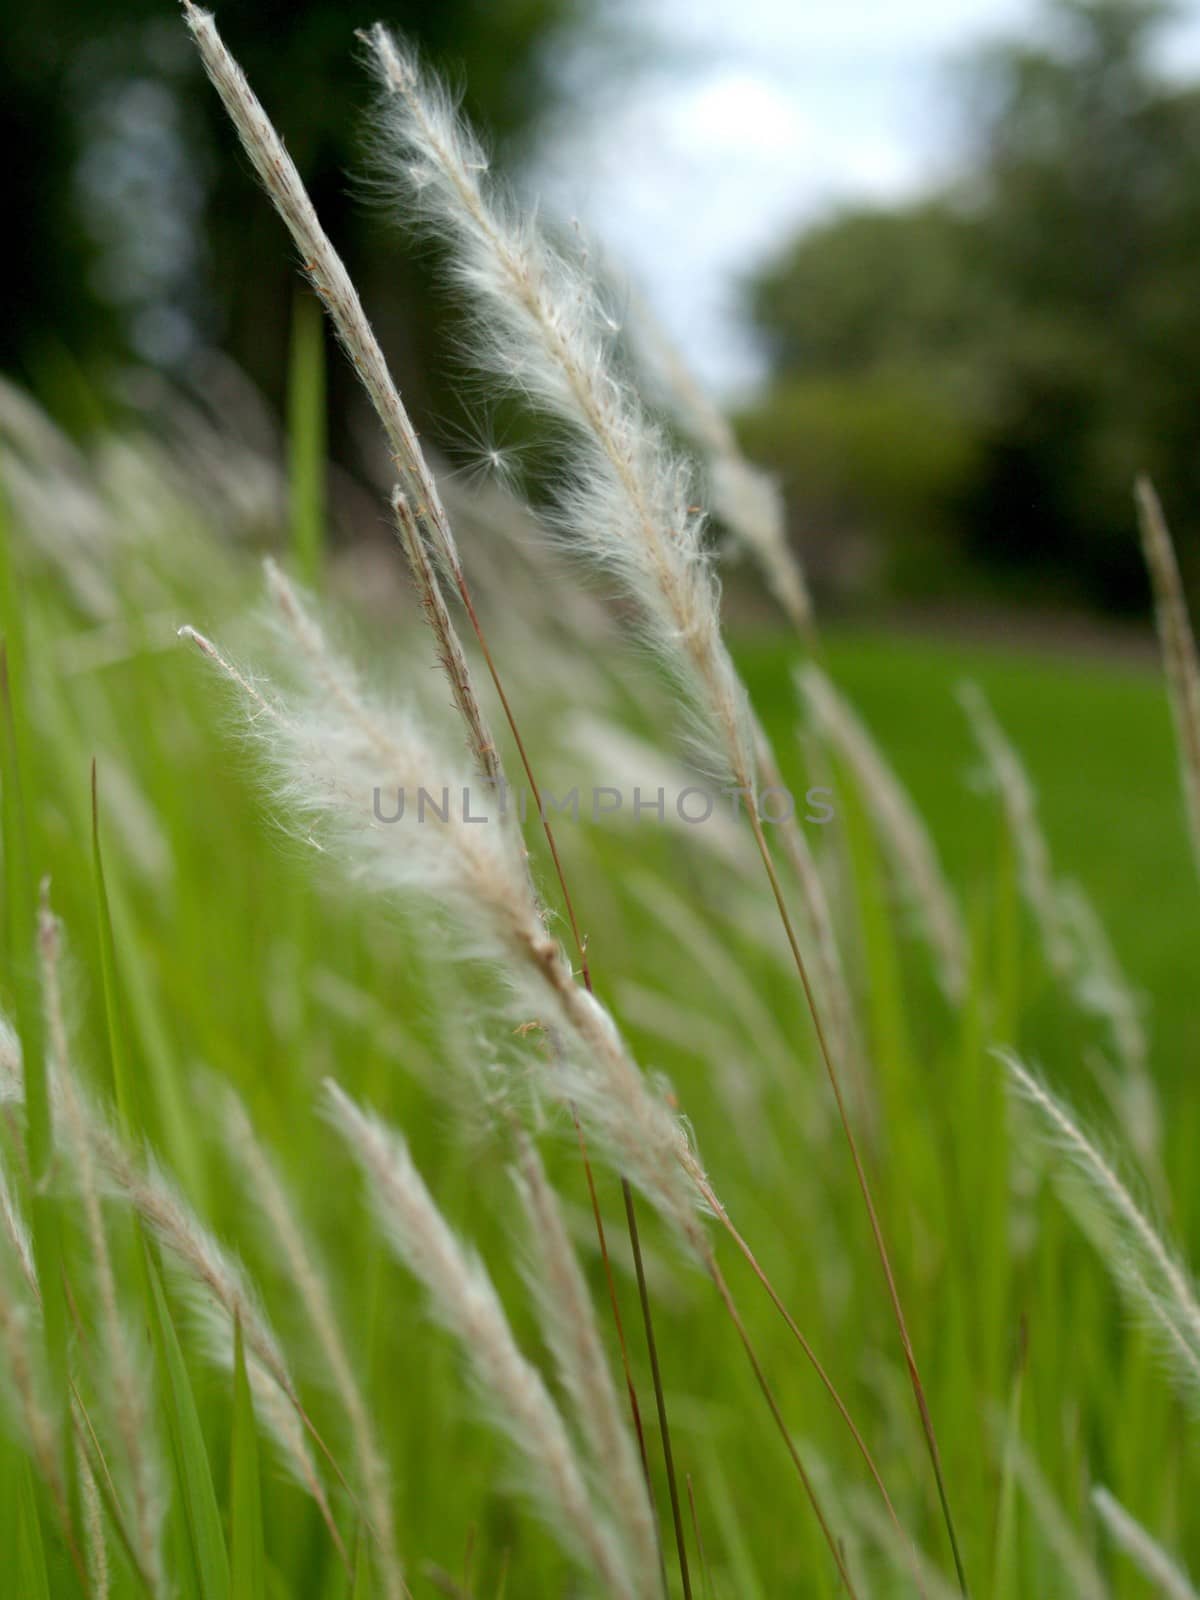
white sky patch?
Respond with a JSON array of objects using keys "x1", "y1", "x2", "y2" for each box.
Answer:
[{"x1": 532, "y1": 0, "x2": 1200, "y2": 396}]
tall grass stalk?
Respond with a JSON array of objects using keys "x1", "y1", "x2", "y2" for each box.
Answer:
[
  {"x1": 178, "y1": 19, "x2": 670, "y2": 1575},
  {"x1": 364, "y1": 33, "x2": 962, "y2": 1584}
]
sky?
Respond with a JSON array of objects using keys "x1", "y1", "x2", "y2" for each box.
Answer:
[{"x1": 534, "y1": 0, "x2": 1200, "y2": 395}]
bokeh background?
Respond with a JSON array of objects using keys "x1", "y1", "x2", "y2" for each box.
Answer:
[{"x1": 9, "y1": 0, "x2": 1200, "y2": 619}]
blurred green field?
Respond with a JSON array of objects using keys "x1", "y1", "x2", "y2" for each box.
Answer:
[{"x1": 747, "y1": 626, "x2": 1198, "y2": 1077}]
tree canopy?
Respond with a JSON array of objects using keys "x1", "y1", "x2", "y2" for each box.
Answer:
[
  {"x1": 2, "y1": 0, "x2": 593, "y2": 453},
  {"x1": 749, "y1": 0, "x2": 1200, "y2": 611}
]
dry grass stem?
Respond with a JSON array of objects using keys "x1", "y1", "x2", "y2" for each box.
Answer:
[{"x1": 1092, "y1": 1486, "x2": 1197, "y2": 1599}]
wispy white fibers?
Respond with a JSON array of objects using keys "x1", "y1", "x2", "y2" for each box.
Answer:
[
  {"x1": 325, "y1": 1085, "x2": 635, "y2": 1599},
  {"x1": 365, "y1": 27, "x2": 754, "y2": 791},
  {"x1": 512, "y1": 1141, "x2": 659, "y2": 1593},
  {"x1": 1003, "y1": 1054, "x2": 1200, "y2": 1403},
  {"x1": 1092, "y1": 1487, "x2": 1198, "y2": 1599},
  {"x1": 802, "y1": 665, "x2": 966, "y2": 1000},
  {"x1": 181, "y1": 590, "x2": 708, "y2": 1260}
]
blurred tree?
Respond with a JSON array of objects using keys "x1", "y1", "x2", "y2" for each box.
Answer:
[
  {"x1": 0, "y1": 0, "x2": 595, "y2": 462},
  {"x1": 749, "y1": 0, "x2": 1200, "y2": 611}
]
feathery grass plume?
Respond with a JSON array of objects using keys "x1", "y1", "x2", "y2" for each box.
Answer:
[
  {"x1": 181, "y1": 4, "x2": 466, "y2": 594},
  {"x1": 365, "y1": 0, "x2": 861, "y2": 1280},
  {"x1": 365, "y1": 44, "x2": 955, "y2": 1578},
  {"x1": 324, "y1": 1084, "x2": 635, "y2": 1599},
  {"x1": 365, "y1": 26, "x2": 754, "y2": 794},
  {"x1": 367, "y1": 26, "x2": 849, "y2": 1066},
  {"x1": 512, "y1": 1139, "x2": 659, "y2": 1595},
  {"x1": 0, "y1": 1013, "x2": 336, "y2": 1524},
  {"x1": 620, "y1": 288, "x2": 813, "y2": 635},
  {"x1": 1092, "y1": 1486, "x2": 1198, "y2": 1599},
  {"x1": 180, "y1": 611, "x2": 707, "y2": 1258},
  {"x1": 960, "y1": 681, "x2": 1074, "y2": 976},
  {"x1": 38, "y1": 888, "x2": 165, "y2": 1594},
  {"x1": 221, "y1": 1087, "x2": 404, "y2": 1600},
  {"x1": 1003, "y1": 1053, "x2": 1200, "y2": 1401},
  {"x1": 1136, "y1": 477, "x2": 1200, "y2": 881},
  {"x1": 184, "y1": 26, "x2": 872, "y2": 1573},
  {"x1": 801, "y1": 664, "x2": 967, "y2": 1001}
]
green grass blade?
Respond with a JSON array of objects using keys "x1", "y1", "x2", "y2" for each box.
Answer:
[
  {"x1": 288, "y1": 289, "x2": 327, "y2": 587},
  {"x1": 231, "y1": 1316, "x2": 267, "y2": 1600},
  {"x1": 144, "y1": 1243, "x2": 231, "y2": 1600}
]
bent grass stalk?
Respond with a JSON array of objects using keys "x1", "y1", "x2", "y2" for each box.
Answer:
[
  {"x1": 39, "y1": 886, "x2": 165, "y2": 1593},
  {"x1": 363, "y1": 28, "x2": 962, "y2": 1588},
  {"x1": 178, "y1": 14, "x2": 670, "y2": 1579}
]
